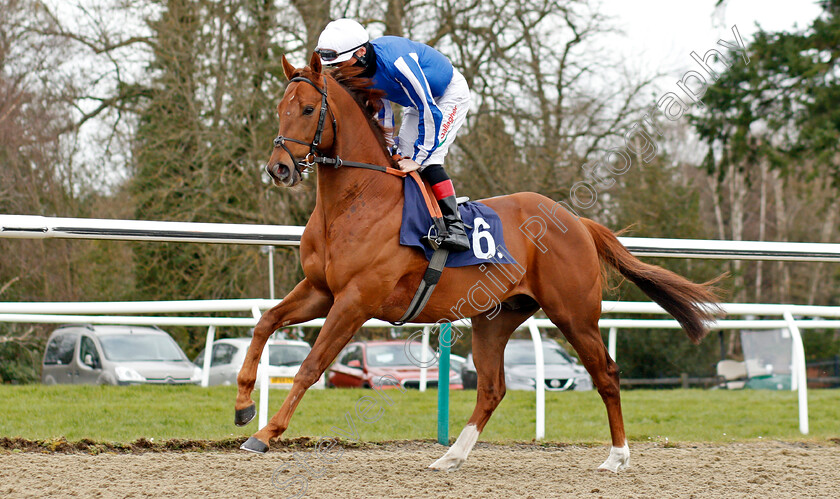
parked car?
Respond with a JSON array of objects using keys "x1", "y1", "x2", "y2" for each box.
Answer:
[
  {"x1": 461, "y1": 339, "x2": 593, "y2": 391},
  {"x1": 449, "y1": 354, "x2": 466, "y2": 376},
  {"x1": 42, "y1": 325, "x2": 200, "y2": 385},
  {"x1": 328, "y1": 340, "x2": 463, "y2": 389},
  {"x1": 193, "y1": 337, "x2": 325, "y2": 389}
]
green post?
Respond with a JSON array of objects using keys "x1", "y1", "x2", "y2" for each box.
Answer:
[{"x1": 437, "y1": 322, "x2": 451, "y2": 445}]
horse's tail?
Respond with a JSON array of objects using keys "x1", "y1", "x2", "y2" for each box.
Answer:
[{"x1": 580, "y1": 218, "x2": 724, "y2": 344}]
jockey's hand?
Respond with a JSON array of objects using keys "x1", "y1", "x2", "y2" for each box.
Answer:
[{"x1": 398, "y1": 158, "x2": 421, "y2": 173}]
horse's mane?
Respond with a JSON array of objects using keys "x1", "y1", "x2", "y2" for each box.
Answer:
[{"x1": 290, "y1": 66, "x2": 397, "y2": 168}]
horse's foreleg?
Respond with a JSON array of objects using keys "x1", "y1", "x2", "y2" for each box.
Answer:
[
  {"x1": 429, "y1": 308, "x2": 534, "y2": 472},
  {"x1": 235, "y1": 278, "x2": 332, "y2": 426},
  {"x1": 240, "y1": 293, "x2": 369, "y2": 453}
]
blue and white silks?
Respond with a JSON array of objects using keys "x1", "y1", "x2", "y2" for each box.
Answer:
[{"x1": 370, "y1": 37, "x2": 454, "y2": 165}]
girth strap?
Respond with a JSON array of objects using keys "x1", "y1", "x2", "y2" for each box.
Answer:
[
  {"x1": 390, "y1": 171, "x2": 448, "y2": 324},
  {"x1": 390, "y1": 246, "x2": 450, "y2": 325}
]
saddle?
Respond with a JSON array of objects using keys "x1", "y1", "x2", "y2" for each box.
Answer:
[{"x1": 394, "y1": 172, "x2": 516, "y2": 325}]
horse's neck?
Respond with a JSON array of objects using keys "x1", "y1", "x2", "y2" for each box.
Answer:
[
  {"x1": 315, "y1": 98, "x2": 402, "y2": 224},
  {"x1": 316, "y1": 150, "x2": 402, "y2": 224}
]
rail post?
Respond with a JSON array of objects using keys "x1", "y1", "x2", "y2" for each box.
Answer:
[
  {"x1": 783, "y1": 310, "x2": 809, "y2": 434},
  {"x1": 201, "y1": 325, "x2": 215, "y2": 387},
  {"x1": 437, "y1": 322, "x2": 451, "y2": 445},
  {"x1": 527, "y1": 317, "x2": 545, "y2": 440}
]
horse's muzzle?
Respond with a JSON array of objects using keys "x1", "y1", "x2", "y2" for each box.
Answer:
[{"x1": 266, "y1": 162, "x2": 300, "y2": 187}]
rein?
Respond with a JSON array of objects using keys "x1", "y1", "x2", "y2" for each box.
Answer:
[
  {"x1": 274, "y1": 75, "x2": 404, "y2": 178},
  {"x1": 312, "y1": 156, "x2": 406, "y2": 177}
]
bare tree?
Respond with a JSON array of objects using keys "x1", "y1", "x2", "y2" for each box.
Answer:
[{"x1": 419, "y1": 0, "x2": 660, "y2": 202}]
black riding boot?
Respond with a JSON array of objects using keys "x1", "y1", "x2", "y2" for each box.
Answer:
[
  {"x1": 420, "y1": 164, "x2": 471, "y2": 252},
  {"x1": 437, "y1": 195, "x2": 470, "y2": 252}
]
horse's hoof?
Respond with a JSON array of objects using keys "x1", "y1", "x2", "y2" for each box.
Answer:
[
  {"x1": 428, "y1": 454, "x2": 465, "y2": 472},
  {"x1": 234, "y1": 404, "x2": 256, "y2": 426},
  {"x1": 428, "y1": 424, "x2": 477, "y2": 472},
  {"x1": 240, "y1": 436, "x2": 269, "y2": 454},
  {"x1": 597, "y1": 443, "x2": 630, "y2": 473}
]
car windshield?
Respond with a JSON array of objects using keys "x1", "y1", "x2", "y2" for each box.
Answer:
[
  {"x1": 268, "y1": 344, "x2": 310, "y2": 366},
  {"x1": 366, "y1": 344, "x2": 437, "y2": 367},
  {"x1": 99, "y1": 334, "x2": 185, "y2": 362},
  {"x1": 504, "y1": 343, "x2": 574, "y2": 365}
]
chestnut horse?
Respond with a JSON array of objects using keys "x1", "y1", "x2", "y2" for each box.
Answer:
[{"x1": 234, "y1": 52, "x2": 721, "y2": 472}]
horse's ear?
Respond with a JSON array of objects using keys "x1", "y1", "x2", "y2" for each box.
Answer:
[
  {"x1": 281, "y1": 55, "x2": 296, "y2": 81},
  {"x1": 309, "y1": 51, "x2": 322, "y2": 75}
]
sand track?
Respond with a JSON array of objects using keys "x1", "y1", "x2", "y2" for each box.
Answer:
[{"x1": 1, "y1": 441, "x2": 838, "y2": 498}]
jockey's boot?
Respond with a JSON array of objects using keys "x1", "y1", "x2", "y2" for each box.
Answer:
[
  {"x1": 420, "y1": 164, "x2": 471, "y2": 252},
  {"x1": 437, "y1": 195, "x2": 470, "y2": 252}
]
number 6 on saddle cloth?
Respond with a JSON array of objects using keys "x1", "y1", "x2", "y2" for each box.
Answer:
[{"x1": 391, "y1": 174, "x2": 517, "y2": 325}]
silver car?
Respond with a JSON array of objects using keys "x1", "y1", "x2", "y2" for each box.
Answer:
[
  {"x1": 41, "y1": 325, "x2": 201, "y2": 385},
  {"x1": 193, "y1": 337, "x2": 325, "y2": 389},
  {"x1": 461, "y1": 338, "x2": 593, "y2": 391}
]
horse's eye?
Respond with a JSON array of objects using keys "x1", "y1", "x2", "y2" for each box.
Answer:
[{"x1": 303, "y1": 106, "x2": 315, "y2": 116}]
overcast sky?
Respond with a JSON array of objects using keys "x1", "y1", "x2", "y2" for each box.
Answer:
[
  {"x1": 56, "y1": 0, "x2": 826, "y2": 189},
  {"x1": 599, "y1": 0, "x2": 822, "y2": 77}
]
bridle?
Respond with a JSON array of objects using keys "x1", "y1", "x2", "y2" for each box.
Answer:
[
  {"x1": 272, "y1": 74, "x2": 407, "y2": 176},
  {"x1": 272, "y1": 76, "x2": 337, "y2": 172}
]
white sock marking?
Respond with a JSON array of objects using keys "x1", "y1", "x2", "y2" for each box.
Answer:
[
  {"x1": 428, "y1": 424, "x2": 479, "y2": 472},
  {"x1": 598, "y1": 441, "x2": 630, "y2": 472}
]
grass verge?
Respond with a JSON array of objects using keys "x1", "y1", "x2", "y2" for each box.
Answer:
[{"x1": 1, "y1": 385, "x2": 838, "y2": 445}]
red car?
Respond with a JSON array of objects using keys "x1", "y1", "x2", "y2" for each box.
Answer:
[{"x1": 328, "y1": 340, "x2": 463, "y2": 389}]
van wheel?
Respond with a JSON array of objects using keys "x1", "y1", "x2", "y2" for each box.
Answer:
[
  {"x1": 43, "y1": 376, "x2": 56, "y2": 385},
  {"x1": 97, "y1": 374, "x2": 117, "y2": 385}
]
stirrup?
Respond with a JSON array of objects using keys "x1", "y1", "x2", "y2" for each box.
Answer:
[
  {"x1": 421, "y1": 235, "x2": 442, "y2": 251},
  {"x1": 421, "y1": 224, "x2": 445, "y2": 250},
  {"x1": 420, "y1": 223, "x2": 449, "y2": 251}
]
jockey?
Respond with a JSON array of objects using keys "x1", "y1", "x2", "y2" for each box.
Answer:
[{"x1": 315, "y1": 18, "x2": 471, "y2": 253}]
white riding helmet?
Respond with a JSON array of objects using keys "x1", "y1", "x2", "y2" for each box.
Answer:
[{"x1": 315, "y1": 18, "x2": 370, "y2": 65}]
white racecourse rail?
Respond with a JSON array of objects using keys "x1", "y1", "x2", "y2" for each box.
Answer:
[{"x1": 3, "y1": 214, "x2": 838, "y2": 436}]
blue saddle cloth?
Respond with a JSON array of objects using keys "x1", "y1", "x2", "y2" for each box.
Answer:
[{"x1": 399, "y1": 176, "x2": 517, "y2": 268}]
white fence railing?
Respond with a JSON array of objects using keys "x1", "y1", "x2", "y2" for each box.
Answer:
[
  {"x1": 0, "y1": 215, "x2": 303, "y2": 246},
  {"x1": 5, "y1": 214, "x2": 840, "y2": 260},
  {"x1": 0, "y1": 299, "x2": 824, "y2": 435},
  {"x1": 3, "y1": 214, "x2": 837, "y2": 436}
]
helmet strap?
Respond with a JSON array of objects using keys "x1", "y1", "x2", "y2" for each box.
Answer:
[{"x1": 354, "y1": 42, "x2": 377, "y2": 78}]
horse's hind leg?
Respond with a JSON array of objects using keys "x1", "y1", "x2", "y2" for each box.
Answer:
[
  {"x1": 428, "y1": 306, "x2": 536, "y2": 472},
  {"x1": 540, "y1": 291, "x2": 629, "y2": 472}
]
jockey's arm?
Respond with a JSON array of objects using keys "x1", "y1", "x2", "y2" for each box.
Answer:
[
  {"x1": 392, "y1": 56, "x2": 444, "y2": 165},
  {"x1": 376, "y1": 99, "x2": 396, "y2": 149}
]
